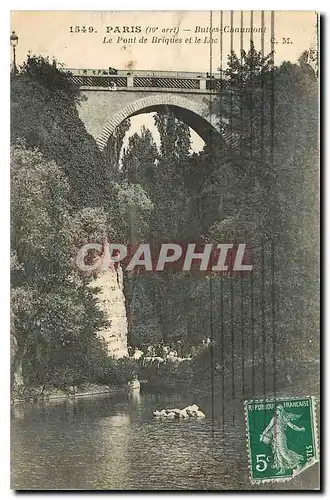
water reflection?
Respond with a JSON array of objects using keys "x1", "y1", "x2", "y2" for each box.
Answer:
[{"x1": 11, "y1": 389, "x2": 318, "y2": 490}]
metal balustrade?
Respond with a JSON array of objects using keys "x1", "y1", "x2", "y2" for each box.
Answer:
[
  {"x1": 133, "y1": 77, "x2": 200, "y2": 89},
  {"x1": 65, "y1": 68, "x2": 229, "y2": 92}
]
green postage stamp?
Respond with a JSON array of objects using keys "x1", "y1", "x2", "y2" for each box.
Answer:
[{"x1": 245, "y1": 397, "x2": 318, "y2": 484}]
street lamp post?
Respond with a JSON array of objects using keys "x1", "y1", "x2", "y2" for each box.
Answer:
[{"x1": 10, "y1": 31, "x2": 19, "y2": 74}]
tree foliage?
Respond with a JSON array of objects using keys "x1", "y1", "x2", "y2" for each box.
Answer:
[
  {"x1": 120, "y1": 44, "x2": 319, "y2": 372},
  {"x1": 11, "y1": 55, "x2": 108, "y2": 207},
  {"x1": 11, "y1": 142, "x2": 108, "y2": 392}
]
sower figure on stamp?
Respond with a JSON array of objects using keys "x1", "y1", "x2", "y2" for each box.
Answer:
[{"x1": 260, "y1": 405, "x2": 305, "y2": 475}]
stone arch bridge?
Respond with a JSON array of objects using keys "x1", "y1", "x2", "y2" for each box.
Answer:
[{"x1": 66, "y1": 68, "x2": 237, "y2": 150}]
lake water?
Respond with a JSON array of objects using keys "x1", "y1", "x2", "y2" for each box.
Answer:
[{"x1": 11, "y1": 387, "x2": 319, "y2": 491}]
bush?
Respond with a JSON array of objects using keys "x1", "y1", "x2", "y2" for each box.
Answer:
[{"x1": 95, "y1": 356, "x2": 140, "y2": 386}]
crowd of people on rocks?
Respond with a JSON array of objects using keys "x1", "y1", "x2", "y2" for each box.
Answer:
[{"x1": 128, "y1": 338, "x2": 212, "y2": 366}]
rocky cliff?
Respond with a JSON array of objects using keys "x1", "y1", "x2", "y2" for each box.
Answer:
[{"x1": 94, "y1": 264, "x2": 128, "y2": 358}]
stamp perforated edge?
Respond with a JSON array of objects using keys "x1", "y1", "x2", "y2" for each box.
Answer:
[{"x1": 244, "y1": 396, "x2": 319, "y2": 486}]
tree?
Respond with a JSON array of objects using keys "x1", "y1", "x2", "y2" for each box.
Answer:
[
  {"x1": 103, "y1": 119, "x2": 131, "y2": 182},
  {"x1": 155, "y1": 112, "x2": 191, "y2": 160},
  {"x1": 11, "y1": 55, "x2": 108, "y2": 208},
  {"x1": 207, "y1": 45, "x2": 319, "y2": 365},
  {"x1": 10, "y1": 55, "x2": 160, "y2": 395},
  {"x1": 11, "y1": 142, "x2": 107, "y2": 392},
  {"x1": 117, "y1": 111, "x2": 210, "y2": 347},
  {"x1": 120, "y1": 126, "x2": 158, "y2": 186}
]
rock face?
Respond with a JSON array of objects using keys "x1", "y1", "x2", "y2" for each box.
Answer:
[
  {"x1": 93, "y1": 264, "x2": 128, "y2": 358},
  {"x1": 153, "y1": 404, "x2": 206, "y2": 420}
]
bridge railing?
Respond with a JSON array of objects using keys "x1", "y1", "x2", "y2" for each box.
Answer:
[
  {"x1": 64, "y1": 68, "x2": 229, "y2": 79},
  {"x1": 65, "y1": 70, "x2": 231, "y2": 92}
]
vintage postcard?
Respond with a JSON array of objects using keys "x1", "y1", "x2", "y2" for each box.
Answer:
[{"x1": 10, "y1": 11, "x2": 319, "y2": 490}]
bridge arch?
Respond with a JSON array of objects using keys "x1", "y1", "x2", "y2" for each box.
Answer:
[{"x1": 96, "y1": 94, "x2": 233, "y2": 150}]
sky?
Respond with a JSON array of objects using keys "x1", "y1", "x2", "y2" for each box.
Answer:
[{"x1": 10, "y1": 11, "x2": 318, "y2": 152}]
